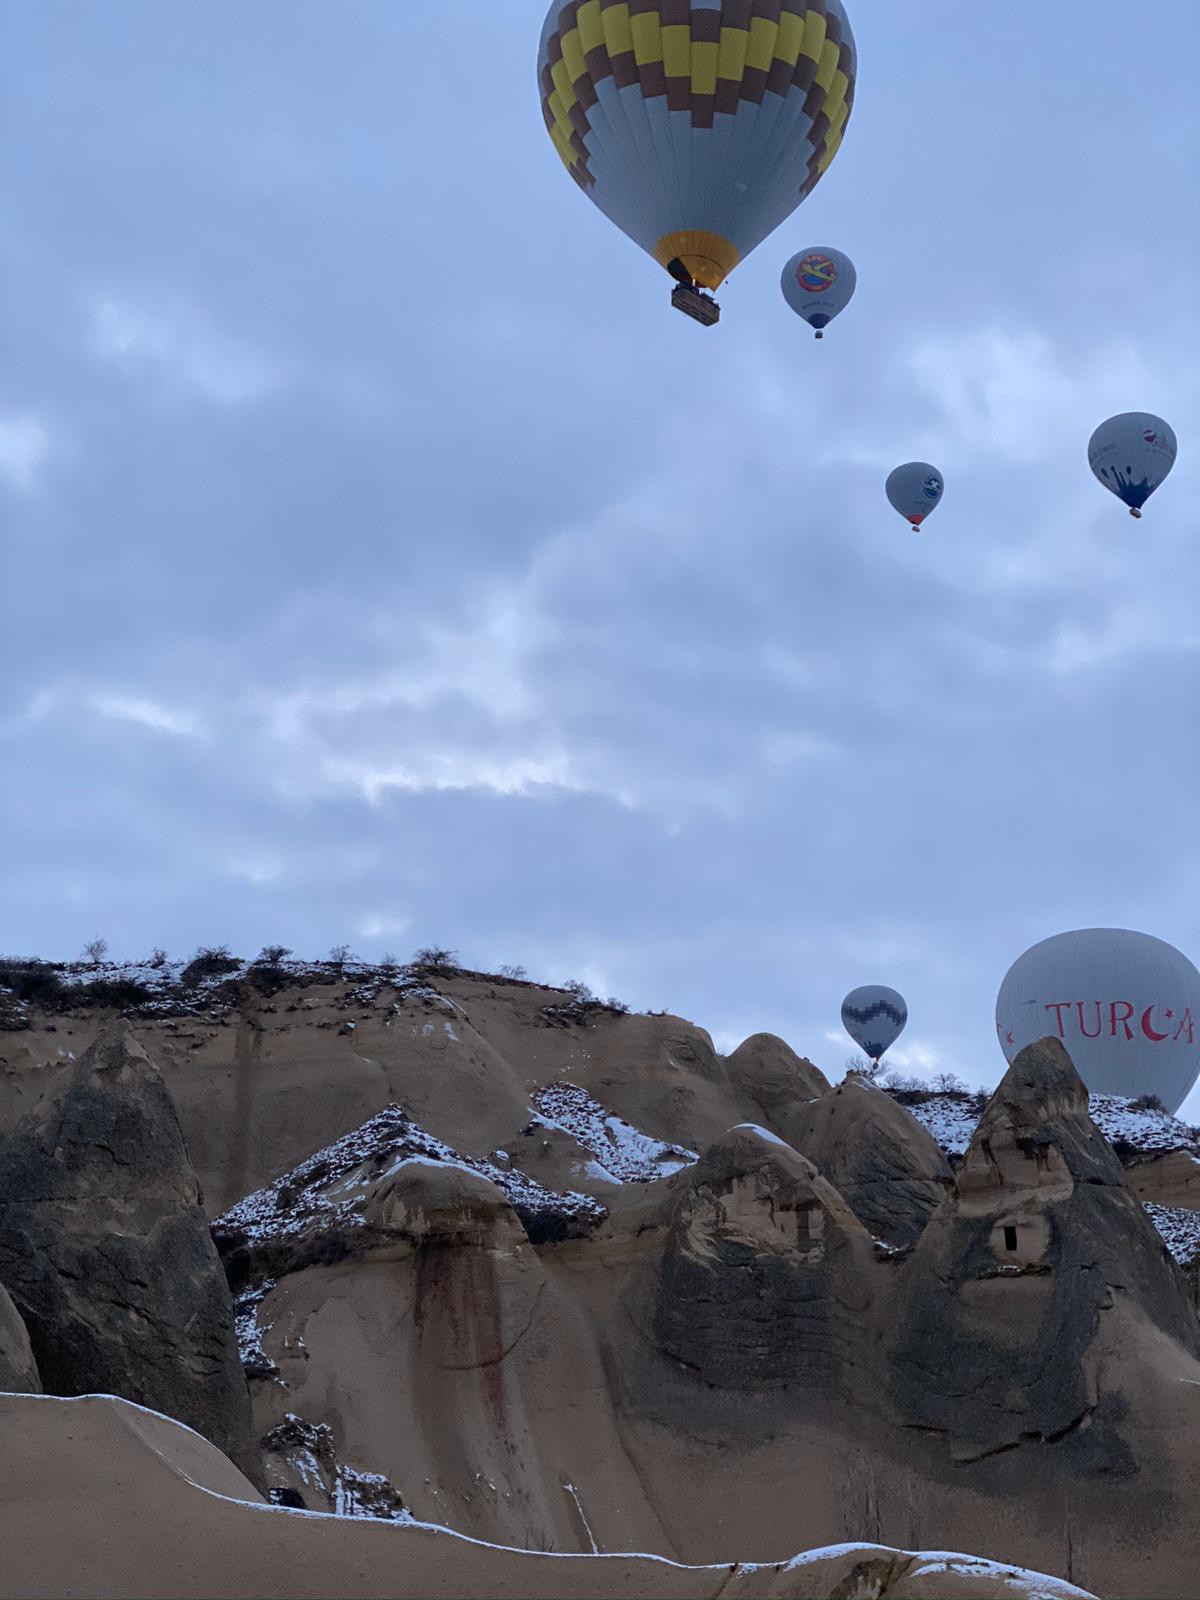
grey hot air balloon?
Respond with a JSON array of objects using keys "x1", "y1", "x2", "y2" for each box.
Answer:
[
  {"x1": 842, "y1": 985, "x2": 908, "y2": 1064},
  {"x1": 781, "y1": 247, "x2": 857, "y2": 339},
  {"x1": 1088, "y1": 412, "x2": 1177, "y2": 519},
  {"x1": 886, "y1": 462, "x2": 944, "y2": 530},
  {"x1": 996, "y1": 928, "x2": 1200, "y2": 1114}
]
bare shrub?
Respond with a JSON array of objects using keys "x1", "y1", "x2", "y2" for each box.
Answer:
[
  {"x1": 0, "y1": 960, "x2": 64, "y2": 1005},
  {"x1": 1129, "y1": 1093, "x2": 1167, "y2": 1115},
  {"x1": 845, "y1": 1053, "x2": 884, "y2": 1084},
  {"x1": 256, "y1": 945, "x2": 292, "y2": 967},
  {"x1": 932, "y1": 1071, "x2": 967, "y2": 1094},
  {"x1": 411, "y1": 946, "x2": 458, "y2": 974},
  {"x1": 81, "y1": 938, "x2": 109, "y2": 965},
  {"x1": 181, "y1": 945, "x2": 241, "y2": 987}
]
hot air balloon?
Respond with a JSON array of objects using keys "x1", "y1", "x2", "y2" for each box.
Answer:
[
  {"x1": 886, "y1": 463, "x2": 943, "y2": 530},
  {"x1": 781, "y1": 246, "x2": 856, "y2": 338},
  {"x1": 1088, "y1": 413, "x2": 1177, "y2": 519},
  {"x1": 538, "y1": 0, "x2": 858, "y2": 325},
  {"x1": 842, "y1": 985, "x2": 908, "y2": 1065},
  {"x1": 996, "y1": 928, "x2": 1200, "y2": 1114}
]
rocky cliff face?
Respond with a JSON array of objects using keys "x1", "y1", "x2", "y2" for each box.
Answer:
[
  {"x1": 0, "y1": 1277, "x2": 39, "y2": 1393},
  {"x1": 0, "y1": 1394, "x2": 1100, "y2": 1599},
  {"x1": 890, "y1": 1038, "x2": 1200, "y2": 1470},
  {"x1": 654, "y1": 1123, "x2": 877, "y2": 1390},
  {"x1": 3, "y1": 960, "x2": 1200, "y2": 1597},
  {"x1": 0, "y1": 1028, "x2": 257, "y2": 1480},
  {"x1": 785, "y1": 1077, "x2": 954, "y2": 1249}
]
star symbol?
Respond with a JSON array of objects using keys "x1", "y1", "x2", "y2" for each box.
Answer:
[{"x1": 1166, "y1": 1010, "x2": 1174, "y2": 1020}]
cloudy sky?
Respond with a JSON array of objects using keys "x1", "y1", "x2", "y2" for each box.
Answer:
[{"x1": 4, "y1": 2, "x2": 1198, "y2": 1104}]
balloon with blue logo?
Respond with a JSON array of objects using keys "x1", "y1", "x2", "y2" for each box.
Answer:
[
  {"x1": 1088, "y1": 413, "x2": 1177, "y2": 520},
  {"x1": 781, "y1": 247, "x2": 857, "y2": 339},
  {"x1": 886, "y1": 462, "x2": 944, "y2": 530},
  {"x1": 842, "y1": 985, "x2": 908, "y2": 1065}
]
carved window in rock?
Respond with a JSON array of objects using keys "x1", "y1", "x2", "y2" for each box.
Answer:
[
  {"x1": 794, "y1": 1204, "x2": 825, "y2": 1262},
  {"x1": 1003, "y1": 1225, "x2": 1018, "y2": 1252}
]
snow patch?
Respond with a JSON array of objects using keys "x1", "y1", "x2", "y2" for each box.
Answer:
[
  {"x1": 532, "y1": 1084, "x2": 697, "y2": 1183},
  {"x1": 1143, "y1": 1202, "x2": 1200, "y2": 1266},
  {"x1": 732, "y1": 1123, "x2": 791, "y2": 1150},
  {"x1": 212, "y1": 1105, "x2": 606, "y2": 1274},
  {"x1": 899, "y1": 1089, "x2": 1199, "y2": 1164}
]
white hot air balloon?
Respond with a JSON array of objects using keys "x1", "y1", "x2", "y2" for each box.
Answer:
[
  {"x1": 842, "y1": 984, "x2": 908, "y2": 1064},
  {"x1": 781, "y1": 247, "x2": 857, "y2": 339},
  {"x1": 886, "y1": 463, "x2": 944, "y2": 530},
  {"x1": 1088, "y1": 412, "x2": 1177, "y2": 519},
  {"x1": 995, "y1": 928, "x2": 1200, "y2": 1113}
]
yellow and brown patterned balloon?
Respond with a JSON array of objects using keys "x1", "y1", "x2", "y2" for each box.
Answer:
[{"x1": 538, "y1": 0, "x2": 857, "y2": 294}]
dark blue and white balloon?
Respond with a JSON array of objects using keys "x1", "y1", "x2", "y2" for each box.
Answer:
[
  {"x1": 781, "y1": 247, "x2": 856, "y2": 339},
  {"x1": 886, "y1": 462, "x2": 943, "y2": 530},
  {"x1": 1088, "y1": 412, "x2": 1176, "y2": 519},
  {"x1": 842, "y1": 985, "x2": 908, "y2": 1064}
]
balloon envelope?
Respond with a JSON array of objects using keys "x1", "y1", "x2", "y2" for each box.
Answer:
[
  {"x1": 781, "y1": 247, "x2": 856, "y2": 334},
  {"x1": 886, "y1": 462, "x2": 943, "y2": 528},
  {"x1": 1088, "y1": 413, "x2": 1177, "y2": 515},
  {"x1": 538, "y1": 1, "x2": 858, "y2": 291},
  {"x1": 842, "y1": 985, "x2": 908, "y2": 1062},
  {"x1": 995, "y1": 928, "x2": 1200, "y2": 1113}
]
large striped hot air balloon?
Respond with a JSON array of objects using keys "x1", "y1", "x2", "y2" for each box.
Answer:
[{"x1": 538, "y1": 0, "x2": 858, "y2": 323}]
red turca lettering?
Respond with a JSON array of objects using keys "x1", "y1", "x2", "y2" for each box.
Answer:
[
  {"x1": 1109, "y1": 1000, "x2": 1135, "y2": 1040},
  {"x1": 1044, "y1": 1002, "x2": 1071, "y2": 1037}
]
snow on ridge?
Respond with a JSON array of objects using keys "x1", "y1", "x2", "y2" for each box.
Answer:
[
  {"x1": 732, "y1": 1123, "x2": 791, "y2": 1149},
  {"x1": 905, "y1": 1550, "x2": 1094, "y2": 1596},
  {"x1": 900, "y1": 1096, "x2": 979, "y2": 1159},
  {"x1": 1143, "y1": 1203, "x2": 1200, "y2": 1266},
  {"x1": 532, "y1": 1083, "x2": 697, "y2": 1183},
  {"x1": 1088, "y1": 1094, "x2": 1199, "y2": 1154},
  {"x1": 899, "y1": 1089, "x2": 1198, "y2": 1164},
  {"x1": 213, "y1": 1104, "x2": 605, "y2": 1257},
  {"x1": 776, "y1": 1545, "x2": 1091, "y2": 1593}
]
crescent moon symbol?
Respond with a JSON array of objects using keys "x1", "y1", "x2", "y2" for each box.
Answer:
[{"x1": 1141, "y1": 1005, "x2": 1169, "y2": 1042}]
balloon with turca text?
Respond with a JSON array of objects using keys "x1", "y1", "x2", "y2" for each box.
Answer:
[{"x1": 996, "y1": 928, "x2": 1200, "y2": 1114}]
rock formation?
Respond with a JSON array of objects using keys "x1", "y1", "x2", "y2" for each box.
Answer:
[
  {"x1": 654, "y1": 1123, "x2": 877, "y2": 1389},
  {"x1": 4, "y1": 963, "x2": 1200, "y2": 1594},
  {"x1": 0, "y1": 1277, "x2": 39, "y2": 1392},
  {"x1": 784, "y1": 1076, "x2": 954, "y2": 1248},
  {"x1": 723, "y1": 1033, "x2": 832, "y2": 1132},
  {"x1": 891, "y1": 1037, "x2": 1200, "y2": 1467},
  {"x1": 0, "y1": 1392, "x2": 1099, "y2": 1599},
  {"x1": 0, "y1": 1028, "x2": 257, "y2": 1480}
]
